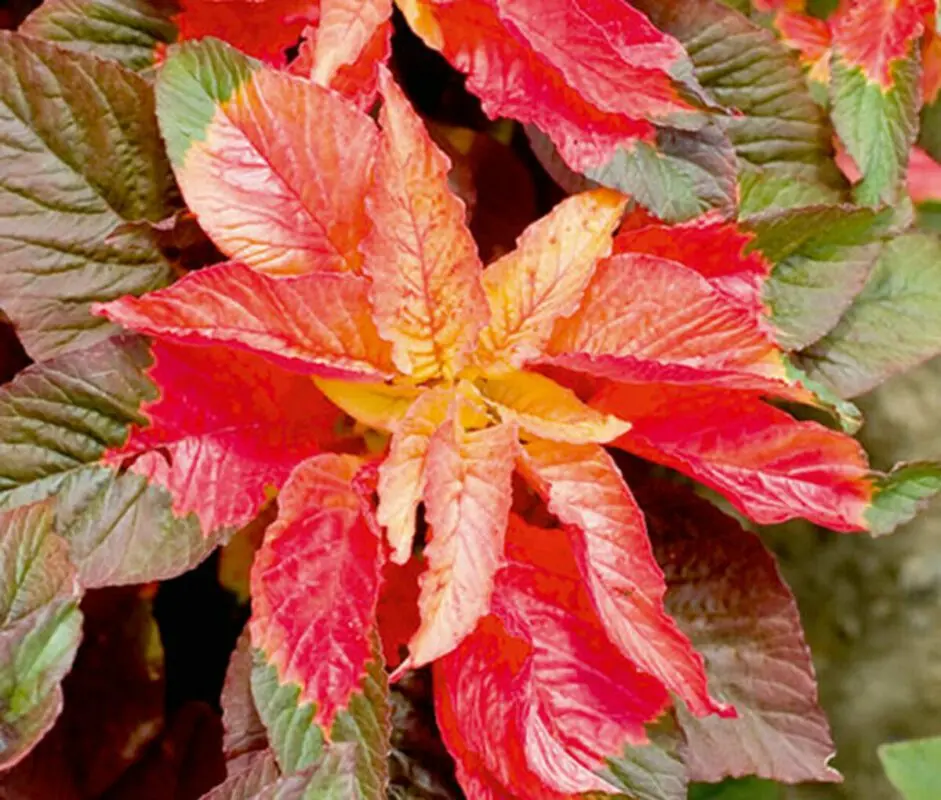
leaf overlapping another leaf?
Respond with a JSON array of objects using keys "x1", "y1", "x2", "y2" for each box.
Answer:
[{"x1": 0, "y1": 32, "x2": 176, "y2": 361}]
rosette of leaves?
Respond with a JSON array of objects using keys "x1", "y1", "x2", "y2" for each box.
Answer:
[{"x1": 3, "y1": 0, "x2": 941, "y2": 798}]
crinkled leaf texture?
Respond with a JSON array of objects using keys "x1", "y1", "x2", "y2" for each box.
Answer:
[
  {"x1": 19, "y1": 0, "x2": 177, "y2": 72},
  {"x1": 636, "y1": 476, "x2": 840, "y2": 784},
  {"x1": 0, "y1": 32, "x2": 176, "y2": 360},
  {"x1": 0, "y1": 502, "x2": 83, "y2": 770},
  {"x1": 435, "y1": 516, "x2": 673, "y2": 798},
  {"x1": 799, "y1": 233, "x2": 941, "y2": 397},
  {"x1": 250, "y1": 455, "x2": 383, "y2": 732},
  {"x1": 156, "y1": 39, "x2": 378, "y2": 276},
  {"x1": 0, "y1": 336, "x2": 220, "y2": 587}
]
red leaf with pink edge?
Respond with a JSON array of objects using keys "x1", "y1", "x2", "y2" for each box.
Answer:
[
  {"x1": 632, "y1": 474, "x2": 841, "y2": 784},
  {"x1": 830, "y1": 0, "x2": 933, "y2": 88},
  {"x1": 613, "y1": 215, "x2": 771, "y2": 318},
  {"x1": 543, "y1": 253, "x2": 808, "y2": 401},
  {"x1": 397, "y1": 0, "x2": 706, "y2": 172},
  {"x1": 594, "y1": 381, "x2": 874, "y2": 531},
  {"x1": 95, "y1": 261, "x2": 395, "y2": 381},
  {"x1": 250, "y1": 454, "x2": 383, "y2": 731},
  {"x1": 363, "y1": 69, "x2": 489, "y2": 381},
  {"x1": 104, "y1": 341, "x2": 349, "y2": 534},
  {"x1": 172, "y1": 0, "x2": 318, "y2": 65},
  {"x1": 157, "y1": 44, "x2": 377, "y2": 276},
  {"x1": 434, "y1": 516, "x2": 671, "y2": 798},
  {"x1": 518, "y1": 440, "x2": 727, "y2": 719},
  {"x1": 407, "y1": 416, "x2": 517, "y2": 668}
]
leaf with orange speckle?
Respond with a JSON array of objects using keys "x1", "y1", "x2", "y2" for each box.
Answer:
[{"x1": 362, "y1": 69, "x2": 489, "y2": 381}]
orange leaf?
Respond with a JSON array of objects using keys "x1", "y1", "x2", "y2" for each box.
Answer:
[
  {"x1": 376, "y1": 387, "x2": 455, "y2": 564},
  {"x1": 477, "y1": 370, "x2": 630, "y2": 444},
  {"x1": 409, "y1": 416, "x2": 518, "y2": 666},
  {"x1": 519, "y1": 440, "x2": 728, "y2": 718},
  {"x1": 362, "y1": 69, "x2": 489, "y2": 380},
  {"x1": 160, "y1": 54, "x2": 377, "y2": 275},
  {"x1": 475, "y1": 189, "x2": 627, "y2": 373}
]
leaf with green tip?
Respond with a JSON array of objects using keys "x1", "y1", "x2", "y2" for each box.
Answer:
[
  {"x1": 0, "y1": 32, "x2": 177, "y2": 361},
  {"x1": 599, "y1": 715, "x2": 688, "y2": 800},
  {"x1": 0, "y1": 502, "x2": 83, "y2": 770},
  {"x1": 798, "y1": 233, "x2": 941, "y2": 397},
  {"x1": 19, "y1": 0, "x2": 176, "y2": 72},
  {"x1": 878, "y1": 736, "x2": 941, "y2": 800},
  {"x1": 156, "y1": 38, "x2": 378, "y2": 276},
  {"x1": 830, "y1": 56, "x2": 921, "y2": 206},
  {"x1": 527, "y1": 121, "x2": 737, "y2": 222},
  {"x1": 867, "y1": 462, "x2": 941, "y2": 535},
  {"x1": 250, "y1": 651, "x2": 389, "y2": 797},
  {"x1": 633, "y1": 0, "x2": 843, "y2": 189},
  {"x1": 0, "y1": 336, "x2": 221, "y2": 587},
  {"x1": 744, "y1": 205, "x2": 888, "y2": 349}
]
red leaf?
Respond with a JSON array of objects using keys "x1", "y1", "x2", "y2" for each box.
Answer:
[
  {"x1": 397, "y1": 0, "x2": 705, "y2": 171},
  {"x1": 518, "y1": 440, "x2": 726, "y2": 719},
  {"x1": 173, "y1": 0, "x2": 319, "y2": 65},
  {"x1": 363, "y1": 69, "x2": 489, "y2": 381},
  {"x1": 95, "y1": 261, "x2": 396, "y2": 380},
  {"x1": 435, "y1": 517, "x2": 670, "y2": 798},
  {"x1": 377, "y1": 556, "x2": 423, "y2": 670},
  {"x1": 104, "y1": 341, "x2": 347, "y2": 533},
  {"x1": 250, "y1": 454, "x2": 383, "y2": 730},
  {"x1": 408, "y1": 416, "x2": 517, "y2": 667},
  {"x1": 613, "y1": 215, "x2": 771, "y2": 319},
  {"x1": 594, "y1": 382, "x2": 874, "y2": 531},
  {"x1": 636, "y1": 476, "x2": 841, "y2": 783},
  {"x1": 544, "y1": 252, "x2": 806, "y2": 400},
  {"x1": 908, "y1": 145, "x2": 941, "y2": 203},
  {"x1": 831, "y1": 0, "x2": 933, "y2": 87}
]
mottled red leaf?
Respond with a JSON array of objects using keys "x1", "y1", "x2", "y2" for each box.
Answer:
[
  {"x1": 408, "y1": 416, "x2": 517, "y2": 667},
  {"x1": 544, "y1": 252, "x2": 805, "y2": 400},
  {"x1": 250, "y1": 454, "x2": 383, "y2": 731},
  {"x1": 595, "y1": 382, "x2": 874, "y2": 531},
  {"x1": 435, "y1": 517, "x2": 670, "y2": 798},
  {"x1": 831, "y1": 0, "x2": 933, "y2": 87},
  {"x1": 397, "y1": 0, "x2": 705, "y2": 171},
  {"x1": 95, "y1": 261, "x2": 395, "y2": 380},
  {"x1": 172, "y1": 0, "x2": 319, "y2": 65},
  {"x1": 363, "y1": 69, "x2": 489, "y2": 380},
  {"x1": 612, "y1": 215, "x2": 771, "y2": 318},
  {"x1": 103, "y1": 341, "x2": 347, "y2": 534},
  {"x1": 518, "y1": 440, "x2": 725, "y2": 719}
]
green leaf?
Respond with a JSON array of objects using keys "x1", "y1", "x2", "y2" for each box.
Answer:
[
  {"x1": 0, "y1": 502, "x2": 83, "y2": 770},
  {"x1": 738, "y1": 170, "x2": 842, "y2": 216},
  {"x1": 597, "y1": 715, "x2": 688, "y2": 800},
  {"x1": 878, "y1": 736, "x2": 941, "y2": 800},
  {"x1": 19, "y1": 0, "x2": 176, "y2": 73},
  {"x1": 866, "y1": 462, "x2": 941, "y2": 536},
  {"x1": 633, "y1": 0, "x2": 844, "y2": 189},
  {"x1": 0, "y1": 32, "x2": 176, "y2": 361},
  {"x1": 798, "y1": 233, "x2": 941, "y2": 397},
  {"x1": 830, "y1": 56, "x2": 920, "y2": 207},
  {"x1": 743, "y1": 205, "x2": 888, "y2": 349},
  {"x1": 918, "y1": 95, "x2": 941, "y2": 163},
  {"x1": 0, "y1": 336, "x2": 221, "y2": 587},
  {"x1": 526, "y1": 121, "x2": 737, "y2": 222},
  {"x1": 250, "y1": 649, "x2": 389, "y2": 798}
]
